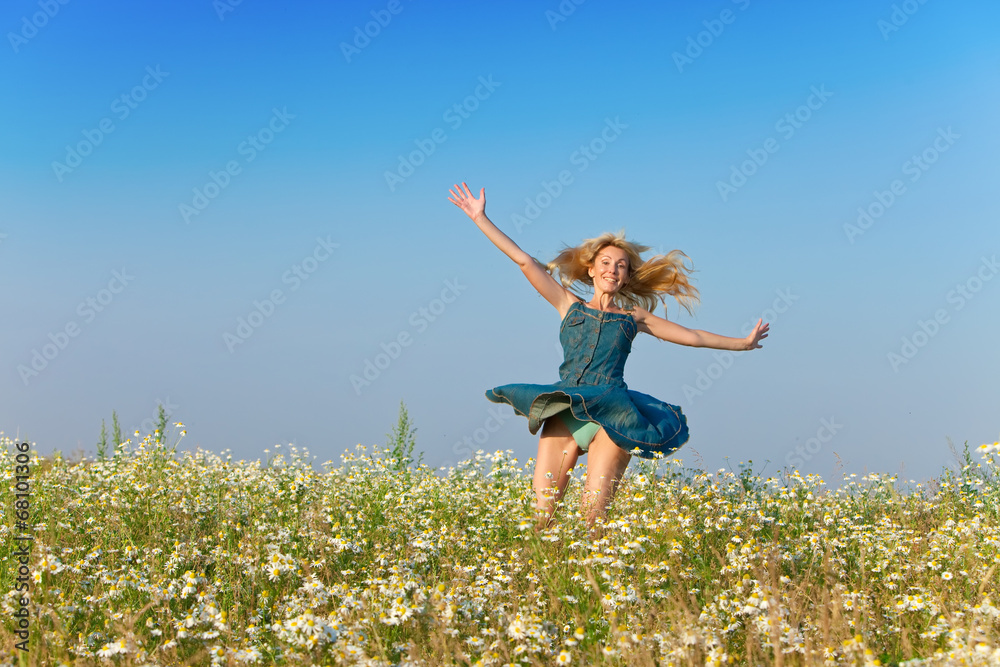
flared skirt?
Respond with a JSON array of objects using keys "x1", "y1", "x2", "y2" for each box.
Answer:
[{"x1": 485, "y1": 381, "x2": 689, "y2": 460}]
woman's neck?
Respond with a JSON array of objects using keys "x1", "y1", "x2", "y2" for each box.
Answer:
[{"x1": 587, "y1": 293, "x2": 619, "y2": 312}]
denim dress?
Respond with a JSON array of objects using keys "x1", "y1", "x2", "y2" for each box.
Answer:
[{"x1": 485, "y1": 299, "x2": 690, "y2": 459}]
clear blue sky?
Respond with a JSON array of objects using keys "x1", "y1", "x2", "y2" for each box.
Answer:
[{"x1": 3, "y1": 0, "x2": 998, "y2": 482}]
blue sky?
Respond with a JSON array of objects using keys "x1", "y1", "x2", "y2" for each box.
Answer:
[{"x1": 2, "y1": 0, "x2": 998, "y2": 482}]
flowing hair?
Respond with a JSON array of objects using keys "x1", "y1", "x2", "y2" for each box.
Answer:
[{"x1": 538, "y1": 229, "x2": 700, "y2": 317}]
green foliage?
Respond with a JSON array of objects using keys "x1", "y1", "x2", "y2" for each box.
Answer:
[
  {"x1": 385, "y1": 399, "x2": 423, "y2": 473},
  {"x1": 97, "y1": 419, "x2": 108, "y2": 461},
  {"x1": 112, "y1": 410, "x2": 122, "y2": 455},
  {"x1": 6, "y1": 429, "x2": 1000, "y2": 665},
  {"x1": 98, "y1": 406, "x2": 172, "y2": 460},
  {"x1": 155, "y1": 403, "x2": 167, "y2": 445}
]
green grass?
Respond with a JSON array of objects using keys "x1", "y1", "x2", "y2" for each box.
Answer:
[{"x1": 1, "y1": 409, "x2": 999, "y2": 666}]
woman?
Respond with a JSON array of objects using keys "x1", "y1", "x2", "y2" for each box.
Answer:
[{"x1": 448, "y1": 183, "x2": 768, "y2": 529}]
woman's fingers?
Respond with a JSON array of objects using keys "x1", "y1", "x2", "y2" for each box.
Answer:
[
  {"x1": 448, "y1": 184, "x2": 471, "y2": 209},
  {"x1": 448, "y1": 183, "x2": 484, "y2": 218}
]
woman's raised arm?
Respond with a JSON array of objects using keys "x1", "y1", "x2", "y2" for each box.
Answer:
[
  {"x1": 449, "y1": 182, "x2": 531, "y2": 265},
  {"x1": 449, "y1": 182, "x2": 575, "y2": 313}
]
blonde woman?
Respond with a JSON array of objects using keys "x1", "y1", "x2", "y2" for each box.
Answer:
[{"x1": 448, "y1": 183, "x2": 768, "y2": 529}]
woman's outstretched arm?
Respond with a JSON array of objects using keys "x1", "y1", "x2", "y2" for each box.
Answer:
[
  {"x1": 632, "y1": 306, "x2": 769, "y2": 351},
  {"x1": 448, "y1": 182, "x2": 531, "y2": 265},
  {"x1": 449, "y1": 182, "x2": 575, "y2": 313}
]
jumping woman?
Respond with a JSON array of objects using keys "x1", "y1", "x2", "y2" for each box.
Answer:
[{"x1": 448, "y1": 183, "x2": 769, "y2": 530}]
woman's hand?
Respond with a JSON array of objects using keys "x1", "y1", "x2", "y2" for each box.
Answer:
[
  {"x1": 448, "y1": 182, "x2": 485, "y2": 220},
  {"x1": 744, "y1": 319, "x2": 769, "y2": 350}
]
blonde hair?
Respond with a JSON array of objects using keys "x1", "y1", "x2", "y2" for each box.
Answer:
[{"x1": 539, "y1": 229, "x2": 700, "y2": 317}]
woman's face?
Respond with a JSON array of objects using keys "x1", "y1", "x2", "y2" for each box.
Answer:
[{"x1": 589, "y1": 245, "x2": 629, "y2": 294}]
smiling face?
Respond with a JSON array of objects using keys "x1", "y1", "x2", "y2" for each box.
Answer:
[{"x1": 588, "y1": 244, "x2": 629, "y2": 294}]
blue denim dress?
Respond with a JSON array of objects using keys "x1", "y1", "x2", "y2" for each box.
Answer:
[{"x1": 485, "y1": 300, "x2": 690, "y2": 459}]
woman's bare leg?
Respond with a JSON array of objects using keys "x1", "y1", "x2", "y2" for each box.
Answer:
[
  {"x1": 533, "y1": 416, "x2": 582, "y2": 530},
  {"x1": 581, "y1": 428, "x2": 632, "y2": 528}
]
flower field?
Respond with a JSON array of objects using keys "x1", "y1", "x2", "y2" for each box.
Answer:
[{"x1": 2, "y1": 427, "x2": 1000, "y2": 666}]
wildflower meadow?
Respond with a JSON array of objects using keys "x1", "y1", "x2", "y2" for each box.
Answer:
[{"x1": 2, "y1": 406, "x2": 999, "y2": 666}]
